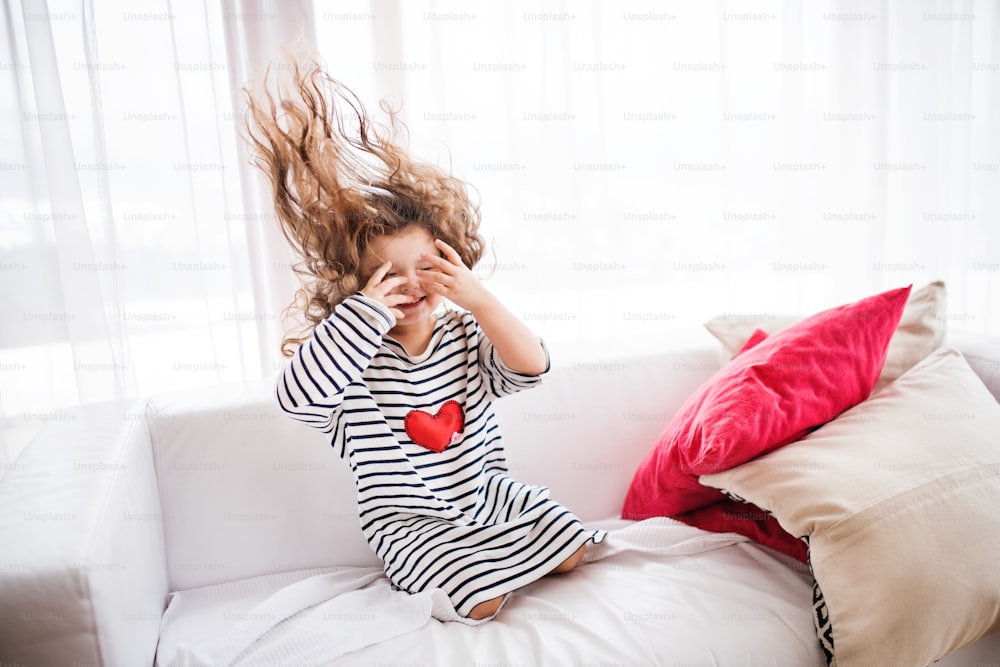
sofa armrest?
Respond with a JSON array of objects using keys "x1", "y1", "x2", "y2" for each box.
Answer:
[{"x1": 0, "y1": 399, "x2": 169, "y2": 666}]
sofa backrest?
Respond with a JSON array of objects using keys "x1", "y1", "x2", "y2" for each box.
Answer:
[
  {"x1": 147, "y1": 330, "x2": 1000, "y2": 592},
  {"x1": 147, "y1": 380, "x2": 365, "y2": 591},
  {"x1": 147, "y1": 335, "x2": 721, "y2": 591},
  {"x1": 949, "y1": 330, "x2": 1000, "y2": 400}
]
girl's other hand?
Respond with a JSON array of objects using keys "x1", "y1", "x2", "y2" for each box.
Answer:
[
  {"x1": 420, "y1": 239, "x2": 546, "y2": 375},
  {"x1": 417, "y1": 239, "x2": 491, "y2": 313},
  {"x1": 360, "y1": 261, "x2": 415, "y2": 320}
]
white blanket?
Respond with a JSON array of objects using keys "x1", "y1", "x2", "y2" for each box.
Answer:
[{"x1": 156, "y1": 518, "x2": 823, "y2": 666}]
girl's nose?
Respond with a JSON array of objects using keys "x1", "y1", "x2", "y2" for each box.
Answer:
[{"x1": 398, "y1": 272, "x2": 419, "y2": 292}]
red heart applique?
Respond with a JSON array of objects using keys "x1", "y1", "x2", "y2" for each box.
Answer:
[{"x1": 404, "y1": 401, "x2": 465, "y2": 453}]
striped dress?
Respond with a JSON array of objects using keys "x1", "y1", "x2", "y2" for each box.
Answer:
[{"x1": 276, "y1": 293, "x2": 606, "y2": 617}]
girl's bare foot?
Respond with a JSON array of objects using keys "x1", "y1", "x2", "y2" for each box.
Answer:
[
  {"x1": 466, "y1": 545, "x2": 587, "y2": 620},
  {"x1": 551, "y1": 544, "x2": 586, "y2": 574},
  {"x1": 468, "y1": 595, "x2": 505, "y2": 620}
]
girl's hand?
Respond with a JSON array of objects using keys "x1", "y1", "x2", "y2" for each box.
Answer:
[
  {"x1": 360, "y1": 261, "x2": 415, "y2": 320},
  {"x1": 417, "y1": 239, "x2": 491, "y2": 313},
  {"x1": 421, "y1": 239, "x2": 546, "y2": 374}
]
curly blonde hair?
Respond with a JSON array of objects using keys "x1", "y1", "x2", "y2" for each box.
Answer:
[{"x1": 243, "y1": 59, "x2": 485, "y2": 356}]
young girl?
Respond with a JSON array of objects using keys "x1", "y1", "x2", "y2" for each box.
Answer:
[{"x1": 244, "y1": 62, "x2": 605, "y2": 621}]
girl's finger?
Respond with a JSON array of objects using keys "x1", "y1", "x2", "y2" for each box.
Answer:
[
  {"x1": 366, "y1": 276, "x2": 406, "y2": 299},
  {"x1": 434, "y1": 239, "x2": 463, "y2": 266},
  {"x1": 364, "y1": 261, "x2": 393, "y2": 290},
  {"x1": 420, "y1": 281, "x2": 445, "y2": 294},
  {"x1": 416, "y1": 268, "x2": 451, "y2": 285},
  {"x1": 376, "y1": 275, "x2": 408, "y2": 293},
  {"x1": 383, "y1": 292, "x2": 419, "y2": 306},
  {"x1": 419, "y1": 252, "x2": 453, "y2": 273}
]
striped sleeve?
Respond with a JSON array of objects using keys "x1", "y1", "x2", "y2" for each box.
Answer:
[
  {"x1": 476, "y1": 324, "x2": 551, "y2": 399},
  {"x1": 275, "y1": 293, "x2": 395, "y2": 430}
]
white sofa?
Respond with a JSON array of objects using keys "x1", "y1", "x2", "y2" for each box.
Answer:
[{"x1": 2, "y1": 329, "x2": 999, "y2": 665}]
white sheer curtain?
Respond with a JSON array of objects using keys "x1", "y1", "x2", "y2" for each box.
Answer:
[
  {"x1": 0, "y1": 0, "x2": 306, "y2": 462},
  {"x1": 322, "y1": 0, "x2": 998, "y2": 347},
  {"x1": 2, "y1": 0, "x2": 998, "y2": 464}
]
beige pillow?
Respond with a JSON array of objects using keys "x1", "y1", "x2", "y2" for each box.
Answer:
[
  {"x1": 700, "y1": 346, "x2": 1000, "y2": 667},
  {"x1": 704, "y1": 281, "x2": 946, "y2": 392}
]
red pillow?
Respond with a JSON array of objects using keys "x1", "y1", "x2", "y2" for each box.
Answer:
[
  {"x1": 622, "y1": 286, "x2": 911, "y2": 535},
  {"x1": 691, "y1": 325, "x2": 807, "y2": 560},
  {"x1": 682, "y1": 326, "x2": 809, "y2": 561},
  {"x1": 678, "y1": 500, "x2": 808, "y2": 562},
  {"x1": 737, "y1": 328, "x2": 769, "y2": 354}
]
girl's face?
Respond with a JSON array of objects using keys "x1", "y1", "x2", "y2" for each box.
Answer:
[{"x1": 362, "y1": 226, "x2": 443, "y2": 329}]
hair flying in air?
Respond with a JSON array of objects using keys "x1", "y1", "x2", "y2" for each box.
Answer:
[{"x1": 243, "y1": 58, "x2": 485, "y2": 356}]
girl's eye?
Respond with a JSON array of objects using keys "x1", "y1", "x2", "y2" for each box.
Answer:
[{"x1": 386, "y1": 272, "x2": 398, "y2": 278}]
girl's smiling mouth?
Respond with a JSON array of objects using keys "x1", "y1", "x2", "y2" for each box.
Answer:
[{"x1": 399, "y1": 296, "x2": 425, "y2": 310}]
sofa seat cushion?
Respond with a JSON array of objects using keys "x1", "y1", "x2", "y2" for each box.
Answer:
[{"x1": 155, "y1": 519, "x2": 824, "y2": 666}]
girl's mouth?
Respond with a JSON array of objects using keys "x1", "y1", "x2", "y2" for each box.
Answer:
[{"x1": 400, "y1": 296, "x2": 425, "y2": 311}]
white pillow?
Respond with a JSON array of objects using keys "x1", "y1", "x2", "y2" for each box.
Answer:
[
  {"x1": 704, "y1": 281, "x2": 946, "y2": 393},
  {"x1": 700, "y1": 346, "x2": 1000, "y2": 667}
]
